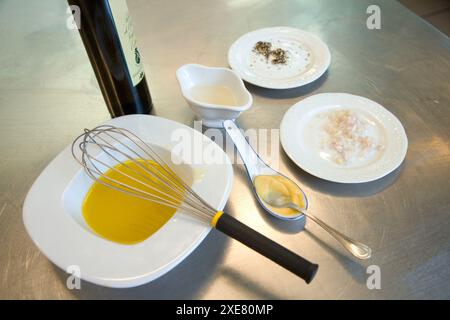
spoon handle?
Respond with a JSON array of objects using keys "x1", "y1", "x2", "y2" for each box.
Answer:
[{"x1": 301, "y1": 211, "x2": 372, "y2": 260}]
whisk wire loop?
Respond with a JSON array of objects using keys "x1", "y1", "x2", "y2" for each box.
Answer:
[{"x1": 72, "y1": 125, "x2": 217, "y2": 224}]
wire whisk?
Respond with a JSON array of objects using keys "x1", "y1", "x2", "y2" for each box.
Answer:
[{"x1": 72, "y1": 125, "x2": 318, "y2": 283}]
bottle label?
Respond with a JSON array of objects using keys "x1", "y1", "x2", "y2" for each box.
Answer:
[{"x1": 108, "y1": 0, "x2": 145, "y2": 86}]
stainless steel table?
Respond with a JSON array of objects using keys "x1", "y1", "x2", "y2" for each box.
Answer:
[{"x1": 0, "y1": 0, "x2": 449, "y2": 299}]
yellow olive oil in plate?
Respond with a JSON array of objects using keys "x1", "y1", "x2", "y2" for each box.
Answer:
[
  {"x1": 191, "y1": 85, "x2": 238, "y2": 106},
  {"x1": 82, "y1": 159, "x2": 191, "y2": 245}
]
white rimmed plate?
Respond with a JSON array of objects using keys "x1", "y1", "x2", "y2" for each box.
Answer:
[
  {"x1": 228, "y1": 27, "x2": 331, "y2": 89},
  {"x1": 280, "y1": 93, "x2": 408, "y2": 183},
  {"x1": 23, "y1": 115, "x2": 233, "y2": 288}
]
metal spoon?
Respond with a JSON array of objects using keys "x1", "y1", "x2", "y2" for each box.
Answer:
[
  {"x1": 261, "y1": 191, "x2": 372, "y2": 260},
  {"x1": 223, "y1": 120, "x2": 372, "y2": 260}
]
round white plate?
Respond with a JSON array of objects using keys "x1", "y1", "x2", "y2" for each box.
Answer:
[
  {"x1": 228, "y1": 27, "x2": 331, "y2": 89},
  {"x1": 280, "y1": 93, "x2": 408, "y2": 183},
  {"x1": 23, "y1": 115, "x2": 233, "y2": 288}
]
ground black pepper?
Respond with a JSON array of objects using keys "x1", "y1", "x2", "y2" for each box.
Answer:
[{"x1": 253, "y1": 41, "x2": 288, "y2": 65}]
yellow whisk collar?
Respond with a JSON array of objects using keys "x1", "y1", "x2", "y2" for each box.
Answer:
[{"x1": 210, "y1": 211, "x2": 224, "y2": 228}]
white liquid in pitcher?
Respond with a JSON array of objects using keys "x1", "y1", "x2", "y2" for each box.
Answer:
[{"x1": 191, "y1": 85, "x2": 238, "y2": 106}]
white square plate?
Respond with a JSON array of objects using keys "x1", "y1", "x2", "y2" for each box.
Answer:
[{"x1": 23, "y1": 115, "x2": 233, "y2": 288}]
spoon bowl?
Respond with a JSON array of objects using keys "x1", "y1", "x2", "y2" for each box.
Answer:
[
  {"x1": 253, "y1": 174, "x2": 307, "y2": 221},
  {"x1": 224, "y1": 120, "x2": 307, "y2": 221}
]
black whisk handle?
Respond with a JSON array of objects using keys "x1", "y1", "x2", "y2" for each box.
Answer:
[{"x1": 214, "y1": 213, "x2": 318, "y2": 284}]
